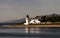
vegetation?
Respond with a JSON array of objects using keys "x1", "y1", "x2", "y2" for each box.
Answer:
[{"x1": 35, "y1": 14, "x2": 60, "y2": 22}]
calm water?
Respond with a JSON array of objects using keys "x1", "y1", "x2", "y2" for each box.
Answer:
[{"x1": 0, "y1": 25, "x2": 60, "y2": 38}]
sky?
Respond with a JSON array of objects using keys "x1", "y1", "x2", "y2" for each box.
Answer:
[{"x1": 0, "y1": 0, "x2": 60, "y2": 21}]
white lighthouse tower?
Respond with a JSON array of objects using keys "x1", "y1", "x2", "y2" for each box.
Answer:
[{"x1": 24, "y1": 14, "x2": 29, "y2": 25}]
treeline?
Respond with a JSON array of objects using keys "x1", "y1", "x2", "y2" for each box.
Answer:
[{"x1": 35, "y1": 14, "x2": 60, "y2": 22}]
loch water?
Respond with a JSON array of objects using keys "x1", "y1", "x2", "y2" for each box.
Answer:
[{"x1": 0, "y1": 25, "x2": 60, "y2": 38}]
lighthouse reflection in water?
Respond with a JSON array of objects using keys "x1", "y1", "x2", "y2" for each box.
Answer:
[{"x1": 25, "y1": 27, "x2": 40, "y2": 33}]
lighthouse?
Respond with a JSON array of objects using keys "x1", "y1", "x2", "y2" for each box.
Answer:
[{"x1": 24, "y1": 14, "x2": 29, "y2": 25}]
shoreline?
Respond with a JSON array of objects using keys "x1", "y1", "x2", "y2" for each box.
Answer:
[{"x1": 0, "y1": 24, "x2": 60, "y2": 28}]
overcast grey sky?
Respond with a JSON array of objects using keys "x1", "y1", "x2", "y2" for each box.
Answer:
[{"x1": 0, "y1": 0, "x2": 60, "y2": 21}]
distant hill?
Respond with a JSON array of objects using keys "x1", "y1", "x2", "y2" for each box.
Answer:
[{"x1": 0, "y1": 18, "x2": 26, "y2": 25}]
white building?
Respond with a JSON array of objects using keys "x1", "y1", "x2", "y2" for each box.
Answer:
[
  {"x1": 29, "y1": 19, "x2": 40, "y2": 24},
  {"x1": 29, "y1": 19, "x2": 35, "y2": 24},
  {"x1": 24, "y1": 15, "x2": 41, "y2": 25}
]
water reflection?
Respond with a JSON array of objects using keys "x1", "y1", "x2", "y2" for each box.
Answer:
[
  {"x1": 29, "y1": 28, "x2": 40, "y2": 33},
  {"x1": 0, "y1": 27, "x2": 60, "y2": 34},
  {"x1": 0, "y1": 27, "x2": 60, "y2": 38}
]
